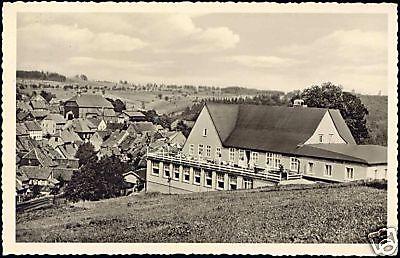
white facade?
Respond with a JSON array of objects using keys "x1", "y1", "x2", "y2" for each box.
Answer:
[{"x1": 304, "y1": 111, "x2": 347, "y2": 144}]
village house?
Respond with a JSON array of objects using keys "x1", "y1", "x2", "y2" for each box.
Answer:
[
  {"x1": 24, "y1": 120, "x2": 43, "y2": 140},
  {"x1": 45, "y1": 113, "x2": 66, "y2": 133},
  {"x1": 146, "y1": 103, "x2": 387, "y2": 194},
  {"x1": 63, "y1": 94, "x2": 114, "y2": 120},
  {"x1": 121, "y1": 110, "x2": 146, "y2": 122},
  {"x1": 87, "y1": 117, "x2": 107, "y2": 131},
  {"x1": 40, "y1": 116, "x2": 57, "y2": 136}
]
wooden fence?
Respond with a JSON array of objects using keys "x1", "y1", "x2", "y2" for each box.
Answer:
[{"x1": 16, "y1": 195, "x2": 55, "y2": 213}]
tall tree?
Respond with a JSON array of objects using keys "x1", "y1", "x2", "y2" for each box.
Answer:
[
  {"x1": 293, "y1": 82, "x2": 369, "y2": 144},
  {"x1": 65, "y1": 155, "x2": 128, "y2": 202},
  {"x1": 75, "y1": 142, "x2": 97, "y2": 167}
]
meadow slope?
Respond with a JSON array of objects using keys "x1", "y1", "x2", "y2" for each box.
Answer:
[{"x1": 16, "y1": 183, "x2": 387, "y2": 243}]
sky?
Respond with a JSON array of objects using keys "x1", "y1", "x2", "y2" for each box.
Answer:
[{"x1": 17, "y1": 12, "x2": 388, "y2": 95}]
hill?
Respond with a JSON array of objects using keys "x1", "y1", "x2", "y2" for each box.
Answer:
[
  {"x1": 359, "y1": 95, "x2": 388, "y2": 146},
  {"x1": 16, "y1": 181, "x2": 386, "y2": 243}
]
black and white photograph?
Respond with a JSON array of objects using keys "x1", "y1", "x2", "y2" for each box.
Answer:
[{"x1": 2, "y1": 2, "x2": 398, "y2": 256}]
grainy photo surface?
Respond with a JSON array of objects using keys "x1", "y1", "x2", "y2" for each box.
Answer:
[{"x1": 2, "y1": 2, "x2": 398, "y2": 256}]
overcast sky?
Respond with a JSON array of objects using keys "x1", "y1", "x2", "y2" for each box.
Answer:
[{"x1": 17, "y1": 13, "x2": 388, "y2": 94}]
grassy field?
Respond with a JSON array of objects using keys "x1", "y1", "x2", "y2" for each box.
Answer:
[{"x1": 16, "y1": 183, "x2": 387, "y2": 243}]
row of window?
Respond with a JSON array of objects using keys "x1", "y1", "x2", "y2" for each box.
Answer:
[
  {"x1": 151, "y1": 161, "x2": 253, "y2": 190},
  {"x1": 189, "y1": 144, "x2": 221, "y2": 159}
]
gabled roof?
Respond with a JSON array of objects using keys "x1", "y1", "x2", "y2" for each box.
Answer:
[
  {"x1": 328, "y1": 109, "x2": 356, "y2": 144},
  {"x1": 297, "y1": 144, "x2": 387, "y2": 165},
  {"x1": 45, "y1": 113, "x2": 66, "y2": 124},
  {"x1": 123, "y1": 110, "x2": 146, "y2": 118},
  {"x1": 66, "y1": 94, "x2": 114, "y2": 109},
  {"x1": 103, "y1": 109, "x2": 116, "y2": 117},
  {"x1": 87, "y1": 118, "x2": 102, "y2": 128},
  {"x1": 206, "y1": 103, "x2": 355, "y2": 154},
  {"x1": 17, "y1": 110, "x2": 32, "y2": 121},
  {"x1": 60, "y1": 129, "x2": 82, "y2": 143},
  {"x1": 31, "y1": 100, "x2": 48, "y2": 110},
  {"x1": 19, "y1": 166, "x2": 51, "y2": 180},
  {"x1": 131, "y1": 122, "x2": 157, "y2": 134},
  {"x1": 31, "y1": 110, "x2": 50, "y2": 119},
  {"x1": 16, "y1": 123, "x2": 29, "y2": 136},
  {"x1": 22, "y1": 147, "x2": 59, "y2": 167},
  {"x1": 17, "y1": 100, "x2": 33, "y2": 111},
  {"x1": 24, "y1": 120, "x2": 42, "y2": 131},
  {"x1": 70, "y1": 119, "x2": 94, "y2": 133}
]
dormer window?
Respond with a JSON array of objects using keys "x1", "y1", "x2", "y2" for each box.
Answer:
[
  {"x1": 203, "y1": 128, "x2": 207, "y2": 137},
  {"x1": 319, "y1": 134, "x2": 323, "y2": 143}
]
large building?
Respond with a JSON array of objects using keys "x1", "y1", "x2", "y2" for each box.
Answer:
[
  {"x1": 64, "y1": 94, "x2": 115, "y2": 121},
  {"x1": 146, "y1": 103, "x2": 387, "y2": 194}
]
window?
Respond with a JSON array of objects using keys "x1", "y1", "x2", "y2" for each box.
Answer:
[
  {"x1": 328, "y1": 134, "x2": 334, "y2": 143},
  {"x1": 229, "y1": 148, "x2": 235, "y2": 162},
  {"x1": 205, "y1": 171, "x2": 212, "y2": 187},
  {"x1": 189, "y1": 144, "x2": 194, "y2": 156},
  {"x1": 290, "y1": 157, "x2": 299, "y2": 172},
  {"x1": 324, "y1": 164, "x2": 332, "y2": 177},
  {"x1": 243, "y1": 177, "x2": 253, "y2": 189},
  {"x1": 229, "y1": 175, "x2": 237, "y2": 190},
  {"x1": 163, "y1": 164, "x2": 170, "y2": 178},
  {"x1": 202, "y1": 128, "x2": 207, "y2": 137},
  {"x1": 217, "y1": 173, "x2": 225, "y2": 189},
  {"x1": 194, "y1": 169, "x2": 201, "y2": 185},
  {"x1": 183, "y1": 167, "x2": 190, "y2": 182},
  {"x1": 238, "y1": 149, "x2": 245, "y2": 161},
  {"x1": 173, "y1": 164, "x2": 180, "y2": 180},
  {"x1": 374, "y1": 169, "x2": 378, "y2": 180},
  {"x1": 319, "y1": 134, "x2": 324, "y2": 143},
  {"x1": 307, "y1": 162, "x2": 314, "y2": 174},
  {"x1": 215, "y1": 147, "x2": 222, "y2": 159},
  {"x1": 266, "y1": 152, "x2": 281, "y2": 170},
  {"x1": 152, "y1": 161, "x2": 159, "y2": 175},
  {"x1": 251, "y1": 151, "x2": 259, "y2": 164},
  {"x1": 206, "y1": 145, "x2": 211, "y2": 158},
  {"x1": 198, "y1": 144, "x2": 204, "y2": 156},
  {"x1": 346, "y1": 167, "x2": 354, "y2": 180}
]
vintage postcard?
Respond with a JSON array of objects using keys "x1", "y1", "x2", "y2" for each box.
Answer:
[{"x1": 2, "y1": 2, "x2": 398, "y2": 255}]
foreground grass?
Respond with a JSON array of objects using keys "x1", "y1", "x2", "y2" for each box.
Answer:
[{"x1": 16, "y1": 184, "x2": 386, "y2": 243}]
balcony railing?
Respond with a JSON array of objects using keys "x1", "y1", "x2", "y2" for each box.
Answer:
[{"x1": 146, "y1": 150, "x2": 302, "y2": 183}]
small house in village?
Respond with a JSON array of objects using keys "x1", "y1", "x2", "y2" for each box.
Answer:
[
  {"x1": 121, "y1": 110, "x2": 146, "y2": 122},
  {"x1": 64, "y1": 94, "x2": 114, "y2": 120},
  {"x1": 24, "y1": 120, "x2": 43, "y2": 141},
  {"x1": 146, "y1": 103, "x2": 387, "y2": 194}
]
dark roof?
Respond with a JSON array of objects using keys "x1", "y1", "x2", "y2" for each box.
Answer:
[
  {"x1": 132, "y1": 122, "x2": 157, "y2": 134},
  {"x1": 52, "y1": 168, "x2": 77, "y2": 181},
  {"x1": 24, "y1": 120, "x2": 42, "y2": 131},
  {"x1": 16, "y1": 123, "x2": 29, "y2": 136},
  {"x1": 123, "y1": 110, "x2": 145, "y2": 117},
  {"x1": 17, "y1": 110, "x2": 32, "y2": 121},
  {"x1": 206, "y1": 103, "x2": 356, "y2": 155},
  {"x1": 328, "y1": 110, "x2": 356, "y2": 144},
  {"x1": 297, "y1": 144, "x2": 387, "y2": 165},
  {"x1": 19, "y1": 166, "x2": 51, "y2": 180},
  {"x1": 66, "y1": 94, "x2": 114, "y2": 109}
]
